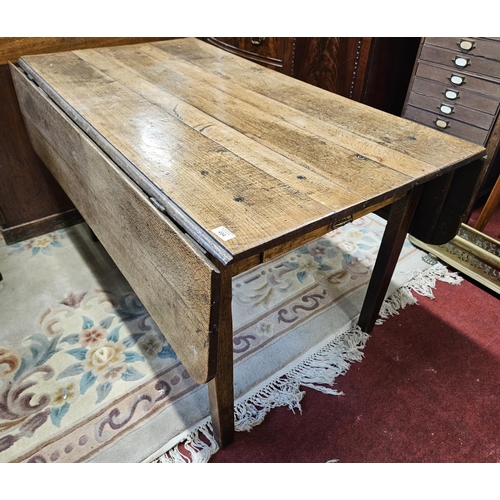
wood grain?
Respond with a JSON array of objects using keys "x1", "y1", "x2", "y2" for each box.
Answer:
[
  {"x1": 0, "y1": 64, "x2": 76, "y2": 230},
  {"x1": 18, "y1": 50, "x2": 337, "y2": 259},
  {"x1": 358, "y1": 186, "x2": 423, "y2": 333},
  {"x1": 402, "y1": 37, "x2": 500, "y2": 215},
  {"x1": 1, "y1": 209, "x2": 83, "y2": 245},
  {"x1": 208, "y1": 265, "x2": 235, "y2": 447},
  {"x1": 83, "y1": 44, "x2": 422, "y2": 185},
  {"x1": 11, "y1": 38, "x2": 489, "y2": 448},
  {"x1": 17, "y1": 38, "x2": 485, "y2": 262},
  {"x1": 154, "y1": 39, "x2": 484, "y2": 172},
  {"x1": 204, "y1": 38, "x2": 295, "y2": 74},
  {"x1": 0, "y1": 37, "x2": 175, "y2": 244},
  {"x1": 293, "y1": 37, "x2": 371, "y2": 101},
  {"x1": 11, "y1": 63, "x2": 220, "y2": 384},
  {"x1": 475, "y1": 170, "x2": 500, "y2": 231},
  {"x1": 0, "y1": 37, "x2": 175, "y2": 66}
]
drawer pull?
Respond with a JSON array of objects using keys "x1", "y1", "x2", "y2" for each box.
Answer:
[
  {"x1": 439, "y1": 103, "x2": 454, "y2": 115},
  {"x1": 435, "y1": 118, "x2": 450, "y2": 129},
  {"x1": 444, "y1": 89, "x2": 460, "y2": 100},
  {"x1": 250, "y1": 37, "x2": 266, "y2": 46},
  {"x1": 449, "y1": 74, "x2": 466, "y2": 86},
  {"x1": 454, "y1": 56, "x2": 470, "y2": 68},
  {"x1": 458, "y1": 39, "x2": 475, "y2": 51}
]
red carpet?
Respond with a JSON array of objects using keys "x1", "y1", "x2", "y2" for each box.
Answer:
[
  {"x1": 469, "y1": 198, "x2": 500, "y2": 240},
  {"x1": 210, "y1": 202, "x2": 500, "y2": 463}
]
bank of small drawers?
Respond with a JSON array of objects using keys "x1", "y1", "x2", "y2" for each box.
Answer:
[{"x1": 403, "y1": 37, "x2": 500, "y2": 146}]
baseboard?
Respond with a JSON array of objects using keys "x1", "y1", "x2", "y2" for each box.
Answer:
[
  {"x1": 1, "y1": 209, "x2": 84, "y2": 245},
  {"x1": 409, "y1": 223, "x2": 500, "y2": 295}
]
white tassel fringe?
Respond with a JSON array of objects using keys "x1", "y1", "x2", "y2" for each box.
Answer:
[
  {"x1": 155, "y1": 422, "x2": 220, "y2": 463},
  {"x1": 376, "y1": 262, "x2": 462, "y2": 324},
  {"x1": 154, "y1": 263, "x2": 461, "y2": 463}
]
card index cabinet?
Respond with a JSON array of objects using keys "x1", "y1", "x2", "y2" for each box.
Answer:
[{"x1": 402, "y1": 37, "x2": 500, "y2": 216}]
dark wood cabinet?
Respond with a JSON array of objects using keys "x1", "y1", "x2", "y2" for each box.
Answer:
[
  {"x1": 0, "y1": 62, "x2": 80, "y2": 243},
  {"x1": 202, "y1": 37, "x2": 296, "y2": 74}
]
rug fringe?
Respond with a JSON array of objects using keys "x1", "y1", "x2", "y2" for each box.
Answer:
[
  {"x1": 376, "y1": 262, "x2": 463, "y2": 324},
  {"x1": 153, "y1": 263, "x2": 461, "y2": 463},
  {"x1": 154, "y1": 323, "x2": 367, "y2": 463},
  {"x1": 155, "y1": 421, "x2": 220, "y2": 463},
  {"x1": 234, "y1": 323, "x2": 369, "y2": 432}
]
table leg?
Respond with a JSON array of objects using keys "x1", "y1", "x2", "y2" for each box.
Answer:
[
  {"x1": 208, "y1": 266, "x2": 235, "y2": 448},
  {"x1": 358, "y1": 186, "x2": 423, "y2": 333}
]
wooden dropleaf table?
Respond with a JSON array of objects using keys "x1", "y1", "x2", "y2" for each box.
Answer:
[{"x1": 10, "y1": 38, "x2": 486, "y2": 448}]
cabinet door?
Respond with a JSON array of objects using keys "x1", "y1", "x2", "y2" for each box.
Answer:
[{"x1": 204, "y1": 37, "x2": 295, "y2": 74}]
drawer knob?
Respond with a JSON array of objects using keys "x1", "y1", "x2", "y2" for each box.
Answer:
[
  {"x1": 439, "y1": 103, "x2": 454, "y2": 115},
  {"x1": 449, "y1": 74, "x2": 466, "y2": 86},
  {"x1": 458, "y1": 39, "x2": 475, "y2": 51},
  {"x1": 444, "y1": 89, "x2": 460, "y2": 100},
  {"x1": 250, "y1": 37, "x2": 266, "y2": 46},
  {"x1": 454, "y1": 56, "x2": 470, "y2": 68},
  {"x1": 435, "y1": 118, "x2": 450, "y2": 129}
]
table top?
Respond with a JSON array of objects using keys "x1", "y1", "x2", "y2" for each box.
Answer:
[{"x1": 18, "y1": 37, "x2": 486, "y2": 262}]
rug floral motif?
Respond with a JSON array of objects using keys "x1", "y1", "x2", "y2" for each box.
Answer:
[{"x1": 0, "y1": 214, "x2": 446, "y2": 463}]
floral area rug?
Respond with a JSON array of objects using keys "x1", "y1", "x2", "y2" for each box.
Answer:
[{"x1": 0, "y1": 214, "x2": 461, "y2": 463}]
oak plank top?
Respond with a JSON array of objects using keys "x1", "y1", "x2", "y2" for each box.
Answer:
[{"x1": 17, "y1": 37, "x2": 486, "y2": 262}]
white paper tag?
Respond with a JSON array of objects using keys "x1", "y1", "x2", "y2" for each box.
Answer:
[{"x1": 212, "y1": 226, "x2": 236, "y2": 241}]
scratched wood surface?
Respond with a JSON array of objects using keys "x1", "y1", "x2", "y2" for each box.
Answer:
[
  {"x1": 0, "y1": 37, "x2": 174, "y2": 65},
  {"x1": 17, "y1": 37, "x2": 486, "y2": 261},
  {"x1": 11, "y1": 63, "x2": 220, "y2": 384}
]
